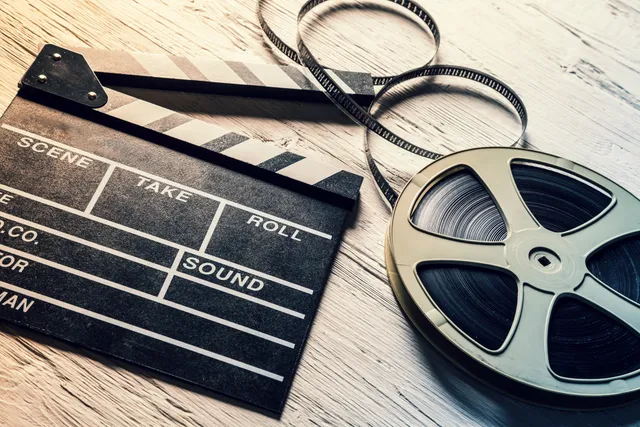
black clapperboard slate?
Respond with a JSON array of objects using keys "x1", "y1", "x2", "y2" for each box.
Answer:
[{"x1": 0, "y1": 45, "x2": 368, "y2": 414}]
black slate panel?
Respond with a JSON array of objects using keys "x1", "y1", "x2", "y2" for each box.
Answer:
[{"x1": 0, "y1": 94, "x2": 360, "y2": 414}]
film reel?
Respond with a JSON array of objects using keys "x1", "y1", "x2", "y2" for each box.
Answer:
[
  {"x1": 387, "y1": 147, "x2": 640, "y2": 408},
  {"x1": 257, "y1": 0, "x2": 640, "y2": 408}
]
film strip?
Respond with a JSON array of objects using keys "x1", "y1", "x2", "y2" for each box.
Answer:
[
  {"x1": 257, "y1": 0, "x2": 440, "y2": 86},
  {"x1": 258, "y1": 0, "x2": 640, "y2": 409},
  {"x1": 258, "y1": 0, "x2": 528, "y2": 207}
]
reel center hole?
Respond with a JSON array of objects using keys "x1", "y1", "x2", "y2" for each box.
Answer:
[
  {"x1": 537, "y1": 255, "x2": 551, "y2": 268},
  {"x1": 529, "y1": 248, "x2": 561, "y2": 272}
]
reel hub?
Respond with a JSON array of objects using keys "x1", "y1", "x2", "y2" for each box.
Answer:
[{"x1": 387, "y1": 147, "x2": 640, "y2": 408}]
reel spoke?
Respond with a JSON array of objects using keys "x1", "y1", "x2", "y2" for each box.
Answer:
[
  {"x1": 575, "y1": 275, "x2": 640, "y2": 334},
  {"x1": 389, "y1": 149, "x2": 640, "y2": 403},
  {"x1": 499, "y1": 285, "x2": 553, "y2": 373},
  {"x1": 470, "y1": 157, "x2": 539, "y2": 234},
  {"x1": 396, "y1": 226, "x2": 507, "y2": 269},
  {"x1": 564, "y1": 189, "x2": 640, "y2": 258}
]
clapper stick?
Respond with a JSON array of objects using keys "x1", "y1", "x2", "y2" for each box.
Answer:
[
  {"x1": 22, "y1": 44, "x2": 364, "y2": 206},
  {"x1": 62, "y1": 45, "x2": 376, "y2": 104},
  {"x1": 1, "y1": 43, "x2": 364, "y2": 414}
]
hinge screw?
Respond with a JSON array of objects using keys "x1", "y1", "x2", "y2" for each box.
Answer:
[
  {"x1": 37, "y1": 74, "x2": 47, "y2": 83},
  {"x1": 52, "y1": 53, "x2": 62, "y2": 61},
  {"x1": 87, "y1": 91, "x2": 97, "y2": 100}
]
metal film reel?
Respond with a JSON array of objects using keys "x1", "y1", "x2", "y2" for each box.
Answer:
[{"x1": 386, "y1": 147, "x2": 640, "y2": 408}]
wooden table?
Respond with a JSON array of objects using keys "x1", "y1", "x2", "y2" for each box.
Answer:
[{"x1": 1, "y1": 1, "x2": 640, "y2": 425}]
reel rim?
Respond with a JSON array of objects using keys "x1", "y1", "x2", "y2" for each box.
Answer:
[{"x1": 386, "y1": 146, "x2": 640, "y2": 408}]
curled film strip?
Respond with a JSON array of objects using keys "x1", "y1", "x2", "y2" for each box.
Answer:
[
  {"x1": 257, "y1": 0, "x2": 441, "y2": 86},
  {"x1": 257, "y1": 0, "x2": 640, "y2": 407},
  {"x1": 258, "y1": 0, "x2": 527, "y2": 207}
]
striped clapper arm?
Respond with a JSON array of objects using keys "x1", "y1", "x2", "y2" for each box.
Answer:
[
  {"x1": 99, "y1": 88, "x2": 363, "y2": 203},
  {"x1": 66, "y1": 46, "x2": 375, "y2": 104}
]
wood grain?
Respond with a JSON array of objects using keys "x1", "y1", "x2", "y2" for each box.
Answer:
[{"x1": 1, "y1": 0, "x2": 640, "y2": 425}]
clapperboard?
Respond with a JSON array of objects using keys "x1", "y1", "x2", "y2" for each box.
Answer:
[{"x1": 0, "y1": 44, "x2": 373, "y2": 414}]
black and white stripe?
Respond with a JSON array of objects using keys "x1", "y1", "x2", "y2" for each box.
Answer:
[
  {"x1": 100, "y1": 89, "x2": 363, "y2": 202},
  {"x1": 65, "y1": 46, "x2": 375, "y2": 101}
]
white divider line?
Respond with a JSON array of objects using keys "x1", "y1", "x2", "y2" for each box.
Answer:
[
  {"x1": 221, "y1": 138, "x2": 285, "y2": 165},
  {"x1": 193, "y1": 250, "x2": 314, "y2": 295},
  {"x1": 188, "y1": 56, "x2": 245, "y2": 85},
  {"x1": 243, "y1": 62, "x2": 300, "y2": 89},
  {"x1": 277, "y1": 157, "x2": 341, "y2": 185},
  {"x1": 163, "y1": 119, "x2": 230, "y2": 146},
  {"x1": 158, "y1": 249, "x2": 184, "y2": 299},
  {"x1": 226, "y1": 201, "x2": 331, "y2": 240},
  {"x1": 173, "y1": 271, "x2": 305, "y2": 319},
  {"x1": 131, "y1": 52, "x2": 189, "y2": 80},
  {"x1": 84, "y1": 164, "x2": 116, "y2": 214},
  {"x1": 200, "y1": 202, "x2": 225, "y2": 253},
  {"x1": 0, "y1": 182, "x2": 313, "y2": 294},
  {"x1": 0, "y1": 244, "x2": 295, "y2": 349},
  {"x1": 325, "y1": 70, "x2": 356, "y2": 95},
  {"x1": 0, "y1": 279, "x2": 284, "y2": 381},
  {"x1": 0, "y1": 183, "x2": 181, "y2": 249},
  {"x1": 2, "y1": 124, "x2": 332, "y2": 240},
  {"x1": 0, "y1": 210, "x2": 306, "y2": 315},
  {"x1": 106, "y1": 99, "x2": 174, "y2": 126},
  {"x1": 0, "y1": 211, "x2": 171, "y2": 273}
]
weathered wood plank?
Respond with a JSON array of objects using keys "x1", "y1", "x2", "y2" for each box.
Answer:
[{"x1": 1, "y1": 0, "x2": 639, "y2": 425}]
